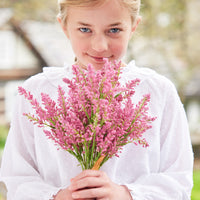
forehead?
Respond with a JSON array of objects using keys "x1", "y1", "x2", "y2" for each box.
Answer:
[{"x1": 67, "y1": 0, "x2": 131, "y2": 26}]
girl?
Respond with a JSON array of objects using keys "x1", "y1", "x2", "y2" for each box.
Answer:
[{"x1": 0, "y1": 0, "x2": 193, "y2": 199}]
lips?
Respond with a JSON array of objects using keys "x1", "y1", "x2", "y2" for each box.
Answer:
[
  {"x1": 92, "y1": 56, "x2": 104, "y2": 62},
  {"x1": 89, "y1": 54, "x2": 113, "y2": 63}
]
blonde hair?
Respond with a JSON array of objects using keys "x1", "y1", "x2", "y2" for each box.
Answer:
[{"x1": 57, "y1": 0, "x2": 141, "y2": 25}]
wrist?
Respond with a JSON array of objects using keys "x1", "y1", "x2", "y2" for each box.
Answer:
[
  {"x1": 121, "y1": 185, "x2": 133, "y2": 200},
  {"x1": 51, "y1": 189, "x2": 62, "y2": 200}
]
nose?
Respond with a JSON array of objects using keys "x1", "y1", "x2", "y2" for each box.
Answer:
[{"x1": 91, "y1": 34, "x2": 108, "y2": 53}]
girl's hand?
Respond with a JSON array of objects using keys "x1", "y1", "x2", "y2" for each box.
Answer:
[
  {"x1": 54, "y1": 187, "x2": 73, "y2": 200},
  {"x1": 69, "y1": 170, "x2": 132, "y2": 200},
  {"x1": 54, "y1": 185, "x2": 95, "y2": 200}
]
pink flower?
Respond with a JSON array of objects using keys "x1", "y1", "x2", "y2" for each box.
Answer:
[{"x1": 18, "y1": 59, "x2": 156, "y2": 170}]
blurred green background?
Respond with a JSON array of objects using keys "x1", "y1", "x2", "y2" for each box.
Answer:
[{"x1": 0, "y1": 0, "x2": 199, "y2": 199}]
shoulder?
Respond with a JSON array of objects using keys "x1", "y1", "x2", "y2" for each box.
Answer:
[
  {"x1": 22, "y1": 65, "x2": 72, "y2": 94},
  {"x1": 123, "y1": 61, "x2": 182, "y2": 111},
  {"x1": 124, "y1": 60, "x2": 177, "y2": 95}
]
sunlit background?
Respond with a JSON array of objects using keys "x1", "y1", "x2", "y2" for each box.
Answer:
[{"x1": 0, "y1": 0, "x2": 199, "y2": 199}]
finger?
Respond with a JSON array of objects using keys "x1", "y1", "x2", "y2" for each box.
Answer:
[
  {"x1": 69, "y1": 176, "x2": 107, "y2": 191},
  {"x1": 71, "y1": 170, "x2": 104, "y2": 182},
  {"x1": 71, "y1": 187, "x2": 107, "y2": 199},
  {"x1": 97, "y1": 198, "x2": 108, "y2": 200}
]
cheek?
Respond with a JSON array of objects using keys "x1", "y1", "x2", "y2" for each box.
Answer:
[
  {"x1": 70, "y1": 38, "x2": 87, "y2": 55},
  {"x1": 111, "y1": 38, "x2": 129, "y2": 57}
]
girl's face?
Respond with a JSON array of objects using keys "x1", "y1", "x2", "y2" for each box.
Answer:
[{"x1": 59, "y1": 0, "x2": 140, "y2": 70}]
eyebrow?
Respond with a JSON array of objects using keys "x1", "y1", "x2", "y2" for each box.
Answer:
[
  {"x1": 109, "y1": 23, "x2": 122, "y2": 27},
  {"x1": 77, "y1": 22, "x2": 122, "y2": 27},
  {"x1": 77, "y1": 22, "x2": 92, "y2": 27}
]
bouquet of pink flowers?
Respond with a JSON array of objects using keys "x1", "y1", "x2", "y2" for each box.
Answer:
[{"x1": 18, "y1": 60, "x2": 156, "y2": 170}]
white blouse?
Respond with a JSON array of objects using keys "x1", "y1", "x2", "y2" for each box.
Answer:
[{"x1": 0, "y1": 61, "x2": 193, "y2": 200}]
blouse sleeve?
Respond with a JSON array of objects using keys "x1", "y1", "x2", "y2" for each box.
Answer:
[
  {"x1": 125, "y1": 81, "x2": 194, "y2": 200},
  {"x1": 0, "y1": 92, "x2": 62, "y2": 200}
]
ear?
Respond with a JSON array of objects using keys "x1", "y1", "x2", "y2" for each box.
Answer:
[
  {"x1": 129, "y1": 16, "x2": 141, "y2": 39},
  {"x1": 57, "y1": 16, "x2": 70, "y2": 38},
  {"x1": 132, "y1": 16, "x2": 141, "y2": 32}
]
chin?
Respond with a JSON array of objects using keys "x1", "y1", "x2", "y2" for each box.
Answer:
[{"x1": 92, "y1": 63, "x2": 105, "y2": 71}]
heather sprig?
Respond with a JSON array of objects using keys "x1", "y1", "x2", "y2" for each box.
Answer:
[{"x1": 18, "y1": 59, "x2": 156, "y2": 170}]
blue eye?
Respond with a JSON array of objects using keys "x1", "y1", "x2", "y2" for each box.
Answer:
[
  {"x1": 109, "y1": 28, "x2": 120, "y2": 33},
  {"x1": 79, "y1": 28, "x2": 91, "y2": 33}
]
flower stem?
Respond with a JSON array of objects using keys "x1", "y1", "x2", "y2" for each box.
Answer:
[{"x1": 92, "y1": 155, "x2": 105, "y2": 170}]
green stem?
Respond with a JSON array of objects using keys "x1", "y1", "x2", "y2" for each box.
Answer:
[{"x1": 126, "y1": 97, "x2": 147, "y2": 133}]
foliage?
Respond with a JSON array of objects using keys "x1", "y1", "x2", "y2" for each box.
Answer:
[
  {"x1": 0, "y1": 0, "x2": 57, "y2": 21},
  {"x1": 0, "y1": 195, "x2": 6, "y2": 200},
  {"x1": 0, "y1": 126, "x2": 9, "y2": 149},
  {"x1": 128, "y1": 0, "x2": 199, "y2": 101},
  {"x1": 192, "y1": 170, "x2": 200, "y2": 200},
  {"x1": 140, "y1": 0, "x2": 186, "y2": 39}
]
